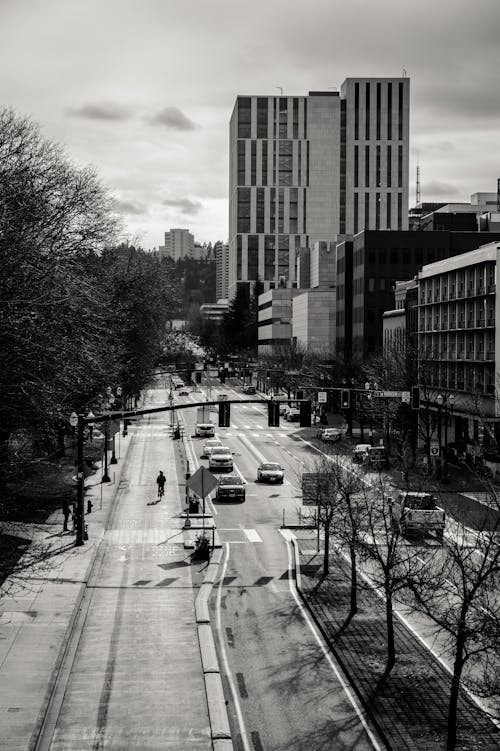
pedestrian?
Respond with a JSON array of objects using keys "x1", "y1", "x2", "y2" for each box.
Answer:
[
  {"x1": 156, "y1": 470, "x2": 166, "y2": 500},
  {"x1": 62, "y1": 498, "x2": 70, "y2": 532}
]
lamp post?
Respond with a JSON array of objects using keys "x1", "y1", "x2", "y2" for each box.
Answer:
[
  {"x1": 102, "y1": 422, "x2": 111, "y2": 482},
  {"x1": 69, "y1": 411, "x2": 78, "y2": 447}
]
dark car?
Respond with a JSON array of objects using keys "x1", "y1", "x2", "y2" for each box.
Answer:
[
  {"x1": 215, "y1": 474, "x2": 246, "y2": 502},
  {"x1": 243, "y1": 385, "x2": 256, "y2": 394}
]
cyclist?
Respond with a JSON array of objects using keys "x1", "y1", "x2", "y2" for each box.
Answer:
[{"x1": 156, "y1": 470, "x2": 166, "y2": 500}]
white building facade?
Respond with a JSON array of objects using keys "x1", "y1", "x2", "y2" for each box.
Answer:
[
  {"x1": 215, "y1": 241, "x2": 230, "y2": 300},
  {"x1": 160, "y1": 228, "x2": 195, "y2": 260}
]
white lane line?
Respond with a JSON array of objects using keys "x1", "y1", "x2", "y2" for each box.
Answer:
[
  {"x1": 215, "y1": 543, "x2": 251, "y2": 751},
  {"x1": 238, "y1": 434, "x2": 267, "y2": 464},
  {"x1": 243, "y1": 528, "x2": 262, "y2": 543},
  {"x1": 285, "y1": 541, "x2": 383, "y2": 750}
]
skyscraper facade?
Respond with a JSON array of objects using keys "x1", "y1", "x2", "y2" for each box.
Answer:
[
  {"x1": 228, "y1": 78, "x2": 410, "y2": 298},
  {"x1": 215, "y1": 241, "x2": 229, "y2": 300}
]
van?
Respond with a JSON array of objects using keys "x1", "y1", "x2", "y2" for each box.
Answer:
[{"x1": 195, "y1": 422, "x2": 215, "y2": 438}]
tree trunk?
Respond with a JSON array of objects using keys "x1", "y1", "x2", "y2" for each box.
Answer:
[
  {"x1": 323, "y1": 522, "x2": 330, "y2": 576},
  {"x1": 349, "y1": 543, "x2": 358, "y2": 615},
  {"x1": 446, "y1": 630, "x2": 466, "y2": 751}
]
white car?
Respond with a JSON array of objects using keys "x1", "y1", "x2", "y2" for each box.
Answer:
[
  {"x1": 256, "y1": 462, "x2": 284, "y2": 484},
  {"x1": 201, "y1": 438, "x2": 223, "y2": 458},
  {"x1": 209, "y1": 446, "x2": 233, "y2": 472},
  {"x1": 178, "y1": 388, "x2": 189, "y2": 396},
  {"x1": 320, "y1": 427, "x2": 344, "y2": 443},
  {"x1": 195, "y1": 422, "x2": 215, "y2": 438}
]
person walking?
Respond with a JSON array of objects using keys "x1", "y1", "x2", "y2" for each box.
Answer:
[
  {"x1": 62, "y1": 498, "x2": 70, "y2": 532},
  {"x1": 156, "y1": 470, "x2": 166, "y2": 500}
]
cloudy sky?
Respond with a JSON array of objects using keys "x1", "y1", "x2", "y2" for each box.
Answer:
[{"x1": 1, "y1": 0, "x2": 499, "y2": 249}]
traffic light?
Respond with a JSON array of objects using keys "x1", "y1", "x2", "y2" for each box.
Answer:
[
  {"x1": 218, "y1": 401, "x2": 230, "y2": 427},
  {"x1": 341, "y1": 389, "x2": 350, "y2": 410},
  {"x1": 411, "y1": 386, "x2": 420, "y2": 410},
  {"x1": 296, "y1": 389, "x2": 304, "y2": 400},
  {"x1": 299, "y1": 401, "x2": 311, "y2": 427},
  {"x1": 195, "y1": 372, "x2": 202, "y2": 384},
  {"x1": 268, "y1": 401, "x2": 280, "y2": 427}
]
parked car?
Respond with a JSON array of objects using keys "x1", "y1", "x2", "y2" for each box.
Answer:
[
  {"x1": 389, "y1": 491, "x2": 445, "y2": 541},
  {"x1": 320, "y1": 427, "x2": 344, "y2": 443},
  {"x1": 195, "y1": 422, "x2": 215, "y2": 438},
  {"x1": 352, "y1": 443, "x2": 372, "y2": 464},
  {"x1": 178, "y1": 387, "x2": 189, "y2": 396},
  {"x1": 256, "y1": 462, "x2": 284, "y2": 483},
  {"x1": 209, "y1": 446, "x2": 233, "y2": 472},
  {"x1": 215, "y1": 474, "x2": 246, "y2": 502},
  {"x1": 367, "y1": 445, "x2": 389, "y2": 470},
  {"x1": 279, "y1": 402, "x2": 290, "y2": 416},
  {"x1": 286, "y1": 407, "x2": 301, "y2": 422},
  {"x1": 201, "y1": 438, "x2": 223, "y2": 458},
  {"x1": 243, "y1": 384, "x2": 256, "y2": 395}
]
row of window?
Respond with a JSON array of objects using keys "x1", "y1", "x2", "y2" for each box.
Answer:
[
  {"x1": 419, "y1": 362, "x2": 495, "y2": 393},
  {"x1": 238, "y1": 97, "x2": 306, "y2": 140},
  {"x1": 354, "y1": 81, "x2": 405, "y2": 141},
  {"x1": 419, "y1": 265, "x2": 496, "y2": 304},
  {"x1": 237, "y1": 139, "x2": 310, "y2": 187},
  {"x1": 237, "y1": 187, "x2": 307, "y2": 234},
  {"x1": 353, "y1": 144, "x2": 403, "y2": 188}
]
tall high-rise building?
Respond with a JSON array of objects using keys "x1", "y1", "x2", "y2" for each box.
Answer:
[
  {"x1": 215, "y1": 241, "x2": 229, "y2": 300},
  {"x1": 158, "y1": 228, "x2": 194, "y2": 260},
  {"x1": 228, "y1": 78, "x2": 410, "y2": 298}
]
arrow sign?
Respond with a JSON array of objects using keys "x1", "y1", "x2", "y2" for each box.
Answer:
[{"x1": 187, "y1": 466, "x2": 218, "y2": 499}]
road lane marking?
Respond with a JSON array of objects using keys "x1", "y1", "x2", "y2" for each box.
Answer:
[
  {"x1": 285, "y1": 540, "x2": 383, "y2": 750},
  {"x1": 215, "y1": 543, "x2": 251, "y2": 751},
  {"x1": 243, "y1": 529, "x2": 262, "y2": 543}
]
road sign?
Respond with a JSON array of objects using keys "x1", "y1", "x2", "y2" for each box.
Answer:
[
  {"x1": 430, "y1": 441, "x2": 440, "y2": 457},
  {"x1": 187, "y1": 467, "x2": 218, "y2": 499},
  {"x1": 317, "y1": 391, "x2": 327, "y2": 404},
  {"x1": 302, "y1": 472, "x2": 336, "y2": 506}
]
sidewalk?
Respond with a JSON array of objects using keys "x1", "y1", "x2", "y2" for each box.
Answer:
[
  {"x1": 0, "y1": 406, "x2": 232, "y2": 751},
  {"x1": 294, "y1": 532, "x2": 500, "y2": 751}
]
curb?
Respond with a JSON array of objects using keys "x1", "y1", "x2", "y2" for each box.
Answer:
[
  {"x1": 28, "y1": 428, "x2": 135, "y2": 751},
  {"x1": 195, "y1": 547, "x2": 234, "y2": 748},
  {"x1": 289, "y1": 537, "x2": 390, "y2": 751}
]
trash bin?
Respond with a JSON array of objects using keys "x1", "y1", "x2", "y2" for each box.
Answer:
[{"x1": 189, "y1": 498, "x2": 200, "y2": 514}]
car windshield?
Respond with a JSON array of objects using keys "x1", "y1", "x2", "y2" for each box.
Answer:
[
  {"x1": 219, "y1": 476, "x2": 244, "y2": 485},
  {"x1": 212, "y1": 447, "x2": 230, "y2": 455},
  {"x1": 261, "y1": 463, "x2": 282, "y2": 470},
  {"x1": 403, "y1": 493, "x2": 436, "y2": 509}
]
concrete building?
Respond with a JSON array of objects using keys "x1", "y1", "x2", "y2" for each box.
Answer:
[
  {"x1": 159, "y1": 228, "x2": 194, "y2": 260},
  {"x1": 292, "y1": 290, "x2": 336, "y2": 354},
  {"x1": 257, "y1": 288, "x2": 302, "y2": 354},
  {"x1": 199, "y1": 300, "x2": 229, "y2": 325},
  {"x1": 382, "y1": 278, "x2": 418, "y2": 353},
  {"x1": 411, "y1": 192, "x2": 500, "y2": 233},
  {"x1": 215, "y1": 242, "x2": 230, "y2": 300},
  {"x1": 336, "y1": 230, "x2": 500, "y2": 360},
  {"x1": 416, "y1": 241, "x2": 500, "y2": 465},
  {"x1": 228, "y1": 77, "x2": 410, "y2": 298}
]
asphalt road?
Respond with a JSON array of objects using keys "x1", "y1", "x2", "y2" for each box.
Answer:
[{"x1": 181, "y1": 381, "x2": 383, "y2": 751}]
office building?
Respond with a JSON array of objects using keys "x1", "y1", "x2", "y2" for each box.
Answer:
[
  {"x1": 257, "y1": 288, "x2": 302, "y2": 354},
  {"x1": 159, "y1": 228, "x2": 194, "y2": 261},
  {"x1": 292, "y1": 291, "x2": 336, "y2": 354},
  {"x1": 215, "y1": 242, "x2": 230, "y2": 300},
  {"x1": 228, "y1": 78, "x2": 410, "y2": 298}
]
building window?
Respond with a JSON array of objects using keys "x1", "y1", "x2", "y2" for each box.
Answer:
[
  {"x1": 387, "y1": 144, "x2": 392, "y2": 187},
  {"x1": 293, "y1": 98, "x2": 299, "y2": 139},
  {"x1": 278, "y1": 235, "x2": 289, "y2": 281},
  {"x1": 248, "y1": 235, "x2": 259, "y2": 281},
  {"x1": 397, "y1": 192, "x2": 402, "y2": 230},
  {"x1": 365, "y1": 145, "x2": 370, "y2": 186},
  {"x1": 279, "y1": 97, "x2": 288, "y2": 138},
  {"x1": 398, "y1": 145, "x2": 403, "y2": 187},
  {"x1": 376, "y1": 82, "x2": 381, "y2": 140},
  {"x1": 386, "y1": 195, "x2": 392, "y2": 228},
  {"x1": 278, "y1": 188, "x2": 284, "y2": 233},
  {"x1": 375, "y1": 192, "x2": 381, "y2": 230},
  {"x1": 251, "y1": 141, "x2": 256, "y2": 186},
  {"x1": 365, "y1": 82, "x2": 370, "y2": 139},
  {"x1": 264, "y1": 235, "x2": 275, "y2": 280},
  {"x1": 256, "y1": 188, "x2": 265, "y2": 233},
  {"x1": 278, "y1": 140, "x2": 293, "y2": 186},
  {"x1": 298, "y1": 141, "x2": 302, "y2": 185},
  {"x1": 306, "y1": 141, "x2": 310, "y2": 186},
  {"x1": 354, "y1": 82, "x2": 359, "y2": 140},
  {"x1": 365, "y1": 192, "x2": 370, "y2": 228},
  {"x1": 354, "y1": 145, "x2": 359, "y2": 188},
  {"x1": 237, "y1": 188, "x2": 251, "y2": 233},
  {"x1": 303, "y1": 188, "x2": 307, "y2": 233},
  {"x1": 262, "y1": 140, "x2": 268, "y2": 186},
  {"x1": 257, "y1": 97, "x2": 268, "y2": 139},
  {"x1": 398, "y1": 82, "x2": 404, "y2": 140},
  {"x1": 270, "y1": 188, "x2": 276, "y2": 233},
  {"x1": 354, "y1": 192, "x2": 359, "y2": 234},
  {"x1": 304, "y1": 98, "x2": 307, "y2": 139},
  {"x1": 237, "y1": 140, "x2": 246, "y2": 185},
  {"x1": 238, "y1": 97, "x2": 251, "y2": 138},
  {"x1": 387, "y1": 82, "x2": 392, "y2": 140},
  {"x1": 376, "y1": 145, "x2": 381, "y2": 187},
  {"x1": 289, "y1": 187, "x2": 298, "y2": 233},
  {"x1": 237, "y1": 235, "x2": 242, "y2": 278}
]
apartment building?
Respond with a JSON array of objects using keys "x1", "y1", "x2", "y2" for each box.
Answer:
[
  {"x1": 215, "y1": 242, "x2": 230, "y2": 300},
  {"x1": 228, "y1": 78, "x2": 410, "y2": 299},
  {"x1": 159, "y1": 228, "x2": 194, "y2": 260}
]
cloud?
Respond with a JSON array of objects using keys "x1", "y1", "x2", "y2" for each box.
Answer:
[
  {"x1": 114, "y1": 199, "x2": 148, "y2": 216},
  {"x1": 422, "y1": 180, "x2": 461, "y2": 197},
  {"x1": 162, "y1": 197, "x2": 203, "y2": 215},
  {"x1": 147, "y1": 106, "x2": 197, "y2": 131},
  {"x1": 67, "y1": 102, "x2": 133, "y2": 121}
]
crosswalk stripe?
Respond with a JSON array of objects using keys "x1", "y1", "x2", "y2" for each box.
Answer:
[{"x1": 243, "y1": 529, "x2": 262, "y2": 542}]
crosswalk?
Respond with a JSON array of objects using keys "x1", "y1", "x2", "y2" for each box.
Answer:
[
  {"x1": 127, "y1": 424, "x2": 290, "y2": 440},
  {"x1": 104, "y1": 527, "x2": 263, "y2": 545}
]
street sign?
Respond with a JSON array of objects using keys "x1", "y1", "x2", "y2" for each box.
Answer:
[
  {"x1": 187, "y1": 467, "x2": 218, "y2": 498},
  {"x1": 317, "y1": 391, "x2": 327, "y2": 404},
  {"x1": 430, "y1": 442, "x2": 440, "y2": 458},
  {"x1": 302, "y1": 472, "x2": 336, "y2": 506}
]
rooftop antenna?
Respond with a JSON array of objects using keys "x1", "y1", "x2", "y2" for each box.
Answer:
[
  {"x1": 416, "y1": 153, "x2": 421, "y2": 205},
  {"x1": 402, "y1": 68, "x2": 407, "y2": 77},
  {"x1": 276, "y1": 86, "x2": 283, "y2": 96}
]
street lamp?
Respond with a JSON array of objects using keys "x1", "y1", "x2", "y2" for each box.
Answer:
[{"x1": 69, "y1": 411, "x2": 78, "y2": 446}]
